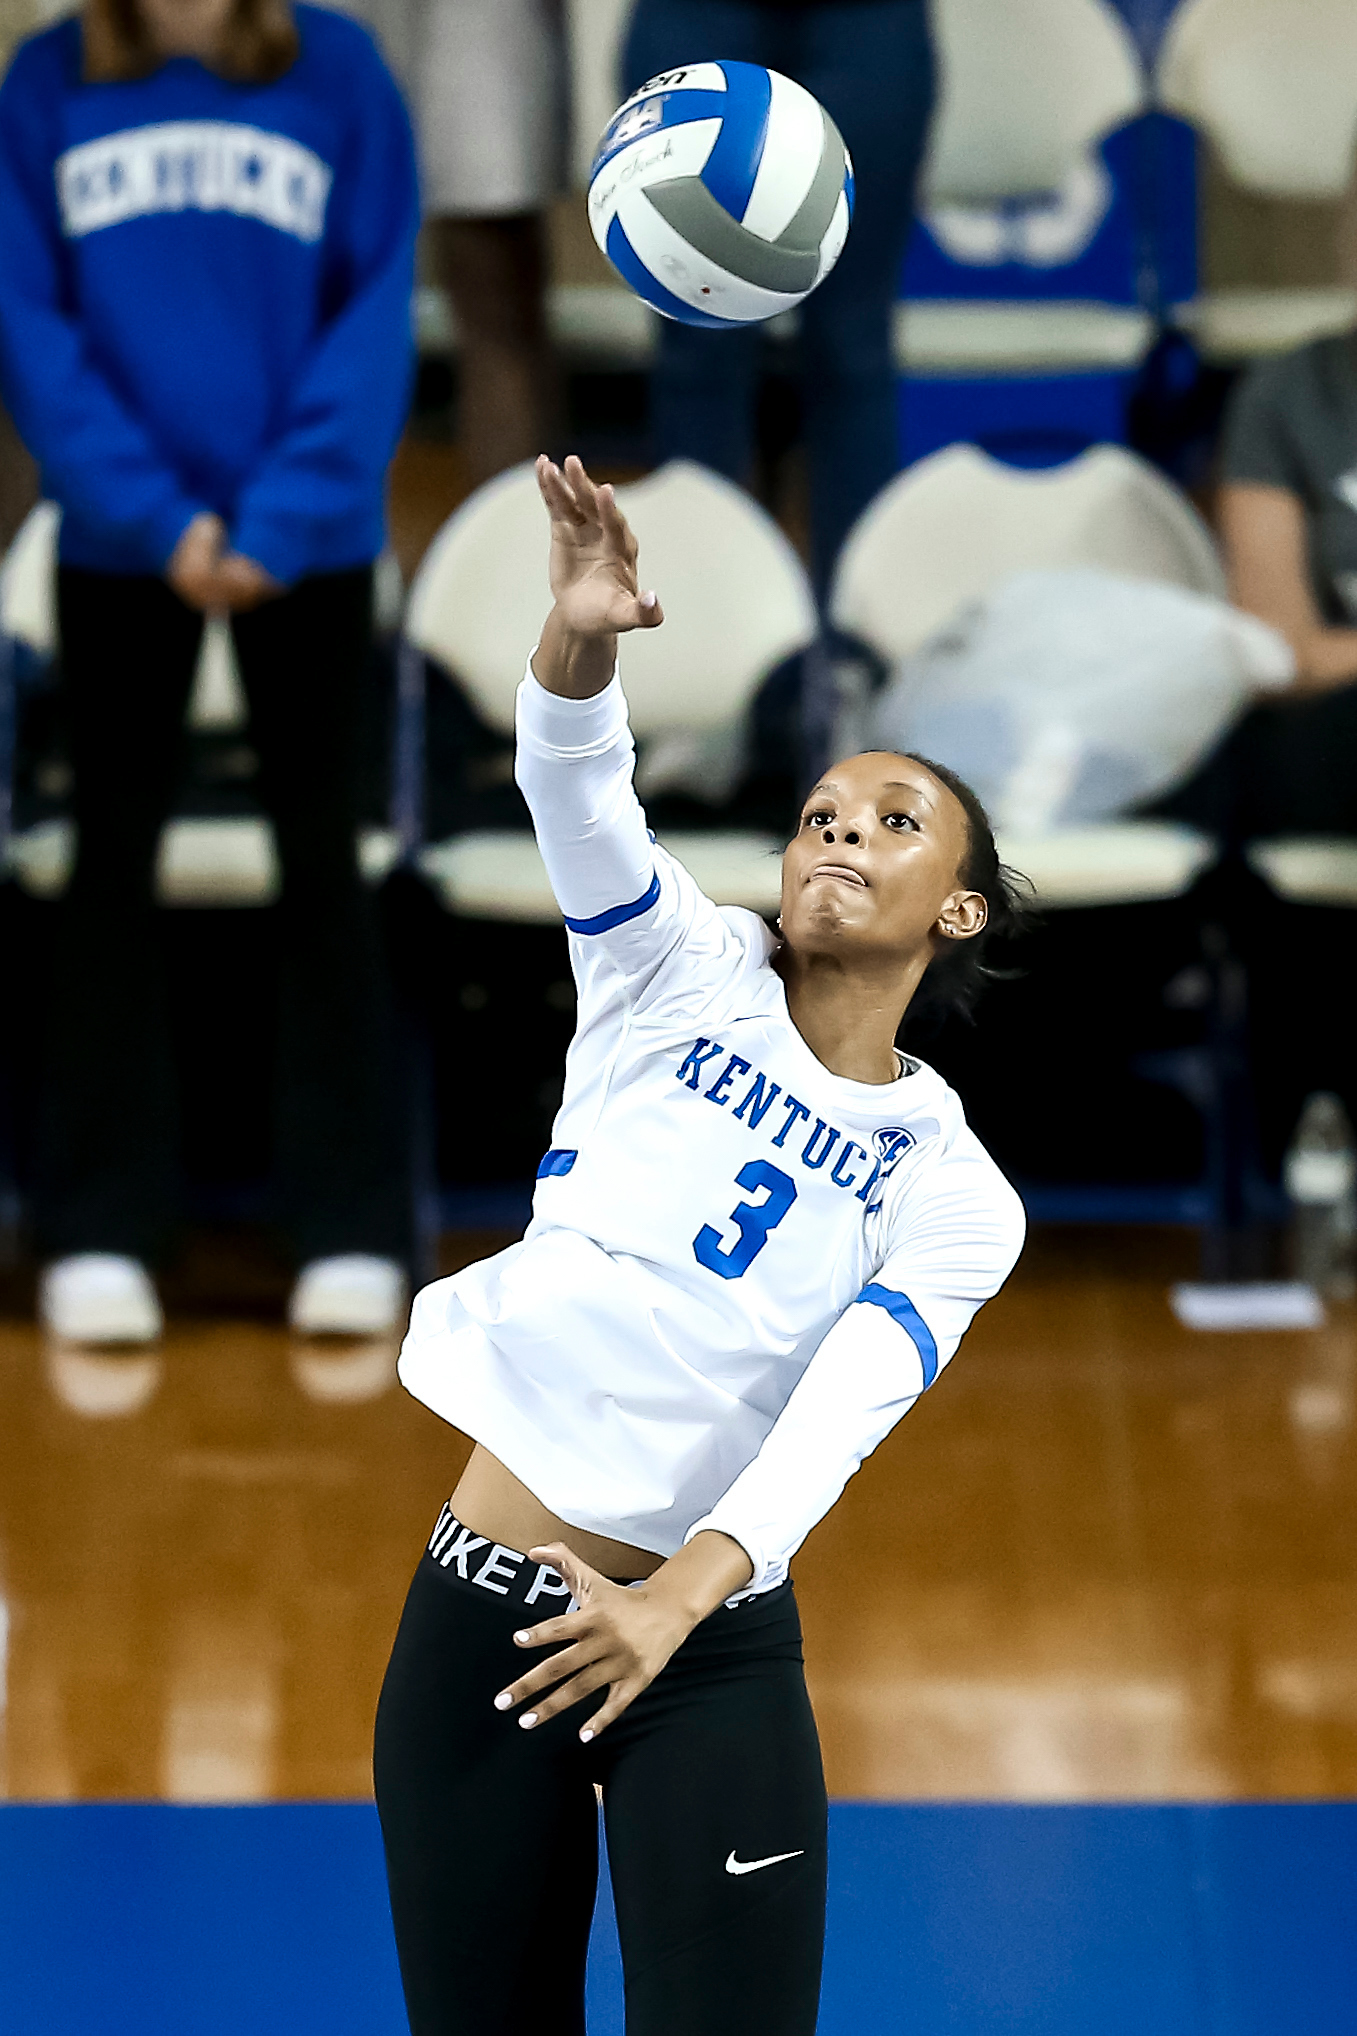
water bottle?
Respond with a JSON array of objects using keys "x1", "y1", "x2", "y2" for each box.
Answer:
[{"x1": 1284, "y1": 1093, "x2": 1357, "y2": 1299}]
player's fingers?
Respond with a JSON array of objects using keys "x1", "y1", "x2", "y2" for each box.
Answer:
[
  {"x1": 596, "y1": 483, "x2": 636, "y2": 563},
  {"x1": 577, "y1": 1678, "x2": 645, "y2": 1743},
  {"x1": 514, "y1": 1663, "x2": 611, "y2": 1730},
  {"x1": 562, "y1": 453, "x2": 601, "y2": 522},
  {"x1": 511, "y1": 1608, "x2": 588, "y2": 1650},
  {"x1": 544, "y1": 456, "x2": 588, "y2": 525},
  {"x1": 535, "y1": 453, "x2": 565, "y2": 509},
  {"x1": 537, "y1": 457, "x2": 586, "y2": 526},
  {"x1": 526, "y1": 1540, "x2": 608, "y2": 1606},
  {"x1": 610, "y1": 589, "x2": 662, "y2": 632},
  {"x1": 493, "y1": 1641, "x2": 593, "y2": 1712},
  {"x1": 511, "y1": 1611, "x2": 578, "y2": 1650}
]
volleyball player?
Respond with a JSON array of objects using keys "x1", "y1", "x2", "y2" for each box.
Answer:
[{"x1": 373, "y1": 455, "x2": 1027, "y2": 2034}]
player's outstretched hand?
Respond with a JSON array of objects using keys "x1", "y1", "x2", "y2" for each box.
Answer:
[
  {"x1": 536, "y1": 454, "x2": 664, "y2": 638},
  {"x1": 491, "y1": 1538, "x2": 689, "y2": 1742}
]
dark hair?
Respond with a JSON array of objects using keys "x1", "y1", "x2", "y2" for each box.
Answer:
[
  {"x1": 83, "y1": 0, "x2": 299, "y2": 84},
  {"x1": 900, "y1": 752, "x2": 1032, "y2": 1032}
]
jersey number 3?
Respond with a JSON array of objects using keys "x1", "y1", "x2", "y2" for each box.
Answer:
[{"x1": 693, "y1": 1161, "x2": 797, "y2": 1280}]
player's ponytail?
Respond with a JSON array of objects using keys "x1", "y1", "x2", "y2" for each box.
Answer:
[{"x1": 900, "y1": 755, "x2": 1031, "y2": 1032}]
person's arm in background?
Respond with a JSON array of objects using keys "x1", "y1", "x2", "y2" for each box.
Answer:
[
  {"x1": 1218, "y1": 347, "x2": 1357, "y2": 694},
  {"x1": 1219, "y1": 481, "x2": 1357, "y2": 694},
  {"x1": 0, "y1": 38, "x2": 206, "y2": 575},
  {"x1": 228, "y1": 31, "x2": 419, "y2": 588}
]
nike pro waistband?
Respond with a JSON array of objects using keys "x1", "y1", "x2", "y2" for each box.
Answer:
[{"x1": 422, "y1": 1502, "x2": 636, "y2": 1613}]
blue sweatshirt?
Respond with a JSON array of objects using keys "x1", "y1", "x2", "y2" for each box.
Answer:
[{"x1": 0, "y1": 6, "x2": 418, "y2": 583}]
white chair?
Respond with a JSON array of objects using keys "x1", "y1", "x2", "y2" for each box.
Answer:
[
  {"x1": 0, "y1": 503, "x2": 398, "y2": 905},
  {"x1": 832, "y1": 442, "x2": 1223, "y2": 660},
  {"x1": 1246, "y1": 838, "x2": 1357, "y2": 909},
  {"x1": 0, "y1": 498, "x2": 61, "y2": 654},
  {"x1": 406, "y1": 460, "x2": 816, "y2": 922},
  {"x1": 926, "y1": 0, "x2": 1145, "y2": 205},
  {"x1": 827, "y1": 443, "x2": 1222, "y2": 907},
  {"x1": 904, "y1": 0, "x2": 1151, "y2": 378},
  {"x1": 1158, "y1": 0, "x2": 1357, "y2": 360},
  {"x1": 894, "y1": 301, "x2": 1153, "y2": 379}
]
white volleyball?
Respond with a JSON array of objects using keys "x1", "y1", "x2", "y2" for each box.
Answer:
[{"x1": 587, "y1": 60, "x2": 854, "y2": 329}]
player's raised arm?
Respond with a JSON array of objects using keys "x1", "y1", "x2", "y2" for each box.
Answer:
[
  {"x1": 515, "y1": 453, "x2": 726, "y2": 976},
  {"x1": 530, "y1": 454, "x2": 663, "y2": 701}
]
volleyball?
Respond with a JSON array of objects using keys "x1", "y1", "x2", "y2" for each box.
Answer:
[{"x1": 587, "y1": 61, "x2": 854, "y2": 330}]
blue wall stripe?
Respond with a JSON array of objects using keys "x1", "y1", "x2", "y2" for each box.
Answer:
[
  {"x1": 603, "y1": 215, "x2": 743, "y2": 330},
  {"x1": 700, "y1": 59, "x2": 771, "y2": 222},
  {"x1": 857, "y1": 1283, "x2": 939, "y2": 1386},
  {"x1": 562, "y1": 867, "x2": 663, "y2": 935},
  {"x1": 3, "y1": 1802, "x2": 1355, "y2": 2036},
  {"x1": 536, "y1": 1148, "x2": 578, "y2": 1180}
]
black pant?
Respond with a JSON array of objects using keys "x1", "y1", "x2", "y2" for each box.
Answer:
[
  {"x1": 373, "y1": 1515, "x2": 828, "y2": 2035},
  {"x1": 36, "y1": 566, "x2": 409, "y2": 1266}
]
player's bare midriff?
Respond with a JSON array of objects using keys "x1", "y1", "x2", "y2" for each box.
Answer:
[{"x1": 451, "y1": 1443, "x2": 664, "y2": 1579}]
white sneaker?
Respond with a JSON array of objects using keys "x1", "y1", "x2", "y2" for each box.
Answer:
[
  {"x1": 288, "y1": 1255, "x2": 407, "y2": 1336},
  {"x1": 39, "y1": 1254, "x2": 164, "y2": 1345}
]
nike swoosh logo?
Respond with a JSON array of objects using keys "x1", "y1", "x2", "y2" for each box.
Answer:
[{"x1": 725, "y1": 1848, "x2": 805, "y2": 1876}]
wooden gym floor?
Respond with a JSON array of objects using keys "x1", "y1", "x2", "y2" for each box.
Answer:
[{"x1": 1, "y1": 1223, "x2": 1354, "y2": 1806}]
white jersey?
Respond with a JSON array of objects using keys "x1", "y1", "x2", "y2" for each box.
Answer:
[{"x1": 400, "y1": 668, "x2": 1026, "y2": 1595}]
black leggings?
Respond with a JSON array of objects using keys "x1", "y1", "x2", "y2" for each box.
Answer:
[
  {"x1": 373, "y1": 1511, "x2": 828, "y2": 2035},
  {"x1": 36, "y1": 566, "x2": 408, "y2": 1265}
]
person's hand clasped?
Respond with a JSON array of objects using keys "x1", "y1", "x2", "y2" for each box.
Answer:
[
  {"x1": 167, "y1": 509, "x2": 280, "y2": 614},
  {"x1": 535, "y1": 454, "x2": 664, "y2": 640},
  {"x1": 492, "y1": 1540, "x2": 690, "y2": 1743}
]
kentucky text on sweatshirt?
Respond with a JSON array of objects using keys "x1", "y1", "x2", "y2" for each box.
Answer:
[{"x1": 0, "y1": 6, "x2": 419, "y2": 582}]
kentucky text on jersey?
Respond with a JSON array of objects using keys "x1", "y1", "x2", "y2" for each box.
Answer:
[{"x1": 673, "y1": 1038, "x2": 914, "y2": 1209}]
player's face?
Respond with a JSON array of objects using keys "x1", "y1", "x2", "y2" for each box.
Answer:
[{"x1": 779, "y1": 753, "x2": 987, "y2": 963}]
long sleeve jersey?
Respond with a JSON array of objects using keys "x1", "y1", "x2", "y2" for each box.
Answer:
[
  {"x1": 400, "y1": 668, "x2": 1027, "y2": 1595},
  {"x1": 0, "y1": 7, "x2": 418, "y2": 582}
]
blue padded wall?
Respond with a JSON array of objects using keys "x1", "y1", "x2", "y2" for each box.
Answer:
[
  {"x1": 898, "y1": 367, "x2": 1137, "y2": 468},
  {"x1": 898, "y1": 116, "x2": 1199, "y2": 467},
  {"x1": 2, "y1": 1801, "x2": 1355, "y2": 2035}
]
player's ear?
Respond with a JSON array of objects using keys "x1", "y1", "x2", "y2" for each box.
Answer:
[{"x1": 936, "y1": 891, "x2": 986, "y2": 942}]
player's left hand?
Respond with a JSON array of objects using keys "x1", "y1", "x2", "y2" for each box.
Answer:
[{"x1": 492, "y1": 1540, "x2": 691, "y2": 1742}]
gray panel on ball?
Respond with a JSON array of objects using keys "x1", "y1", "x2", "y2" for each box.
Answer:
[
  {"x1": 644, "y1": 178, "x2": 821, "y2": 294},
  {"x1": 776, "y1": 110, "x2": 848, "y2": 256}
]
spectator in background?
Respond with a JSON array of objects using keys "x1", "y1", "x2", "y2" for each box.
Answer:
[
  {"x1": 354, "y1": 0, "x2": 567, "y2": 485},
  {"x1": 0, "y1": 0, "x2": 420, "y2": 1343},
  {"x1": 622, "y1": 0, "x2": 935, "y2": 595},
  {"x1": 0, "y1": 0, "x2": 39, "y2": 546},
  {"x1": 1215, "y1": 330, "x2": 1357, "y2": 838},
  {"x1": 0, "y1": 397, "x2": 36, "y2": 550}
]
